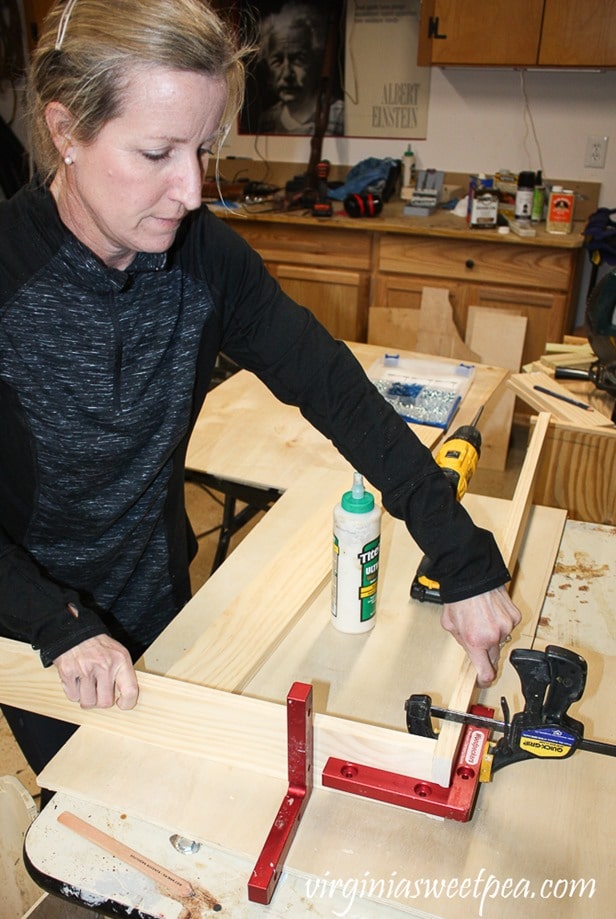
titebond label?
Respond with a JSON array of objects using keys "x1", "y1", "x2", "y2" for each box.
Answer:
[{"x1": 358, "y1": 536, "x2": 380, "y2": 622}]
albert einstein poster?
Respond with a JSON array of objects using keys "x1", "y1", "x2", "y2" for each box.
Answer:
[
  {"x1": 344, "y1": 0, "x2": 430, "y2": 138},
  {"x1": 238, "y1": 1, "x2": 345, "y2": 137}
]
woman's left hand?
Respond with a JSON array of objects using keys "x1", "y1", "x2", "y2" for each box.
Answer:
[{"x1": 441, "y1": 585, "x2": 522, "y2": 687}]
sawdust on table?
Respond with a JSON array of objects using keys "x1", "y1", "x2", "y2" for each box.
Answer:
[
  {"x1": 178, "y1": 882, "x2": 221, "y2": 917},
  {"x1": 553, "y1": 550, "x2": 610, "y2": 583}
]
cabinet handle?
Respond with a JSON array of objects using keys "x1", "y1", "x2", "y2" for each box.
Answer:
[
  {"x1": 465, "y1": 258, "x2": 475, "y2": 269},
  {"x1": 428, "y1": 16, "x2": 447, "y2": 40}
]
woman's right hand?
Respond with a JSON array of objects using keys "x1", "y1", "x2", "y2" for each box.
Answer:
[{"x1": 53, "y1": 634, "x2": 139, "y2": 710}]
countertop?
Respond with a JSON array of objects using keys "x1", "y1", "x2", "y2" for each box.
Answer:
[{"x1": 211, "y1": 199, "x2": 587, "y2": 249}]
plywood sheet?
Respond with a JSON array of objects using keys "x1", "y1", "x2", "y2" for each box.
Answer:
[
  {"x1": 416, "y1": 288, "x2": 479, "y2": 361},
  {"x1": 465, "y1": 307, "x2": 527, "y2": 470}
]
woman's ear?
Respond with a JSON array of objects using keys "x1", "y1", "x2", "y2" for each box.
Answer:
[{"x1": 44, "y1": 101, "x2": 76, "y2": 162}]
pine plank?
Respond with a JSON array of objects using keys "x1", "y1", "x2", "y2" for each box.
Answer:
[
  {"x1": 431, "y1": 413, "x2": 552, "y2": 786},
  {"x1": 508, "y1": 371, "x2": 613, "y2": 429},
  {"x1": 0, "y1": 638, "x2": 435, "y2": 784},
  {"x1": 161, "y1": 473, "x2": 348, "y2": 690},
  {"x1": 465, "y1": 307, "x2": 527, "y2": 470},
  {"x1": 1, "y1": 498, "x2": 567, "y2": 887}
]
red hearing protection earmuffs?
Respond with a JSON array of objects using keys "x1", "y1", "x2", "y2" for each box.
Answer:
[{"x1": 343, "y1": 193, "x2": 383, "y2": 218}]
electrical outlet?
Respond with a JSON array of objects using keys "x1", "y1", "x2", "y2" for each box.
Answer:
[{"x1": 584, "y1": 135, "x2": 608, "y2": 169}]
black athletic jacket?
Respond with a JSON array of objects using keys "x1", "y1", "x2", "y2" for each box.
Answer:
[{"x1": 0, "y1": 181, "x2": 510, "y2": 666}]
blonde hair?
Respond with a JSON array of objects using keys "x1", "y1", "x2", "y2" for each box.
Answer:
[{"x1": 28, "y1": 0, "x2": 253, "y2": 180}]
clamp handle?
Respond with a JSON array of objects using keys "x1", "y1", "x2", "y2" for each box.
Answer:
[
  {"x1": 491, "y1": 645, "x2": 587, "y2": 773},
  {"x1": 509, "y1": 648, "x2": 552, "y2": 722},
  {"x1": 542, "y1": 645, "x2": 587, "y2": 726},
  {"x1": 404, "y1": 694, "x2": 438, "y2": 739}
]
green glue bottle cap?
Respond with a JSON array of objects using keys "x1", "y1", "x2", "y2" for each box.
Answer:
[{"x1": 341, "y1": 472, "x2": 375, "y2": 513}]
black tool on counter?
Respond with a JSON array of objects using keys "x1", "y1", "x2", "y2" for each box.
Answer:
[
  {"x1": 410, "y1": 407, "x2": 483, "y2": 603},
  {"x1": 405, "y1": 645, "x2": 616, "y2": 781},
  {"x1": 311, "y1": 160, "x2": 333, "y2": 217}
]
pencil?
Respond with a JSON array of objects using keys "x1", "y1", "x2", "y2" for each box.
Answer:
[{"x1": 533, "y1": 385, "x2": 592, "y2": 411}]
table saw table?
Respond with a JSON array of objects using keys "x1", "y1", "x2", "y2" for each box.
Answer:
[
  {"x1": 20, "y1": 514, "x2": 615, "y2": 919},
  {"x1": 7, "y1": 344, "x2": 614, "y2": 918}
]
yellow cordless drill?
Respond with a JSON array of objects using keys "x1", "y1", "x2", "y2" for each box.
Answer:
[{"x1": 410, "y1": 407, "x2": 483, "y2": 603}]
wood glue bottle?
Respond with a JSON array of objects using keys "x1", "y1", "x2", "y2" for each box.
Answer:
[{"x1": 331, "y1": 472, "x2": 382, "y2": 633}]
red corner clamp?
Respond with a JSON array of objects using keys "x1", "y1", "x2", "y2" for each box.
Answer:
[
  {"x1": 249, "y1": 688, "x2": 490, "y2": 905},
  {"x1": 248, "y1": 682, "x2": 314, "y2": 904},
  {"x1": 322, "y1": 705, "x2": 494, "y2": 823}
]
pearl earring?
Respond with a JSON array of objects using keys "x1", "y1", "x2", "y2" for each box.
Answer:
[{"x1": 64, "y1": 155, "x2": 73, "y2": 165}]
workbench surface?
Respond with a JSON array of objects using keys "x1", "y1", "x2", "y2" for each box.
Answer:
[
  {"x1": 16, "y1": 346, "x2": 615, "y2": 919},
  {"x1": 186, "y1": 341, "x2": 507, "y2": 491},
  {"x1": 23, "y1": 511, "x2": 614, "y2": 919}
]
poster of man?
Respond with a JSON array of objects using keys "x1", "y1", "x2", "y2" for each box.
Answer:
[{"x1": 239, "y1": 1, "x2": 345, "y2": 137}]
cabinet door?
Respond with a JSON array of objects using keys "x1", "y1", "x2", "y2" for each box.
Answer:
[
  {"x1": 417, "y1": 0, "x2": 543, "y2": 66},
  {"x1": 539, "y1": 0, "x2": 616, "y2": 67},
  {"x1": 276, "y1": 265, "x2": 370, "y2": 342}
]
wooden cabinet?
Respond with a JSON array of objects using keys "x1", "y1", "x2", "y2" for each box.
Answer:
[
  {"x1": 539, "y1": 1, "x2": 616, "y2": 67},
  {"x1": 225, "y1": 220, "x2": 372, "y2": 342},
  {"x1": 418, "y1": 0, "x2": 616, "y2": 68},
  {"x1": 224, "y1": 211, "x2": 583, "y2": 368},
  {"x1": 372, "y1": 234, "x2": 579, "y2": 366}
]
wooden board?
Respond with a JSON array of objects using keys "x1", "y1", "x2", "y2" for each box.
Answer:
[
  {"x1": 508, "y1": 371, "x2": 614, "y2": 429},
  {"x1": 185, "y1": 343, "x2": 467, "y2": 495},
  {"x1": 19, "y1": 512, "x2": 601, "y2": 919},
  {"x1": 415, "y1": 288, "x2": 480, "y2": 361},
  {"x1": 465, "y1": 307, "x2": 527, "y2": 470},
  {"x1": 0, "y1": 639, "x2": 437, "y2": 784},
  {"x1": 161, "y1": 471, "x2": 347, "y2": 689},
  {"x1": 1, "y1": 500, "x2": 579, "y2": 919},
  {"x1": 431, "y1": 413, "x2": 552, "y2": 786},
  {"x1": 243, "y1": 501, "x2": 566, "y2": 726}
]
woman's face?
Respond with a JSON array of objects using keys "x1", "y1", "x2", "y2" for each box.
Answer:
[{"x1": 50, "y1": 66, "x2": 227, "y2": 269}]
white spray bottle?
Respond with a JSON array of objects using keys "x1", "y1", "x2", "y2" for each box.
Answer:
[{"x1": 331, "y1": 472, "x2": 382, "y2": 633}]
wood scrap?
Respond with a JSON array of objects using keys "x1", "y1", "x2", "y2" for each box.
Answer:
[
  {"x1": 508, "y1": 371, "x2": 614, "y2": 428},
  {"x1": 416, "y1": 287, "x2": 480, "y2": 361},
  {"x1": 465, "y1": 307, "x2": 527, "y2": 471},
  {"x1": 538, "y1": 349, "x2": 594, "y2": 371},
  {"x1": 367, "y1": 306, "x2": 419, "y2": 350},
  {"x1": 545, "y1": 338, "x2": 591, "y2": 353}
]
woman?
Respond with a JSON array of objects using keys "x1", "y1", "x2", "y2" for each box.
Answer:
[{"x1": 0, "y1": 0, "x2": 520, "y2": 776}]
